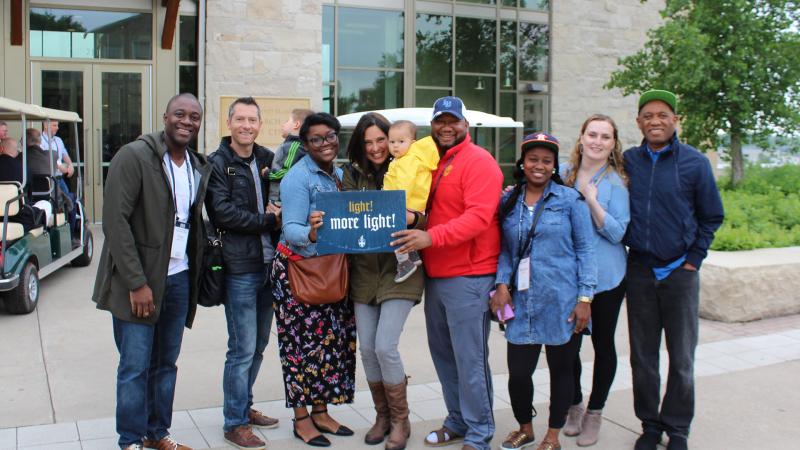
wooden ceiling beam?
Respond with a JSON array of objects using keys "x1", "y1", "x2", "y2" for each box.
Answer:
[
  {"x1": 11, "y1": 0, "x2": 23, "y2": 46},
  {"x1": 161, "y1": 0, "x2": 181, "y2": 50}
]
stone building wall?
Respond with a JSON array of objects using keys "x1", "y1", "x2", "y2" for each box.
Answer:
[
  {"x1": 550, "y1": 0, "x2": 666, "y2": 152},
  {"x1": 203, "y1": 0, "x2": 322, "y2": 149}
]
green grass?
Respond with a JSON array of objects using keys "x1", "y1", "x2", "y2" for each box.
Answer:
[{"x1": 712, "y1": 165, "x2": 800, "y2": 251}]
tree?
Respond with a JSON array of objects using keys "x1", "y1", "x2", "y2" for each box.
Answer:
[{"x1": 606, "y1": 0, "x2": 800, "y2": 185}]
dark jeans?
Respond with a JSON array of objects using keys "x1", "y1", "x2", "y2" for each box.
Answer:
[
  {"x1": 113, "y1": 270, "x2": 189, "y2": 448},
  {"x1": 223, "y1": 267, "x2": 273, "y2": 432},
  {"x1": 626, "y1": 259, "x2": 699, "y2": 440},
  {"x1": 507, "y1": 334, "x2": 581, "y2": 429},
  {"x1": 572, "y1": 281, "x2": 626, "y2": 410}
]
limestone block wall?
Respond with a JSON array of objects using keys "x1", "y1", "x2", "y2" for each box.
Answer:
[
  {"x1": 550, "y1": 0, "x2": 665, "y2": 151},
  {"x1": 204, "y1": 0, "x2": 322, "y2": 149},
  {"x1": 700, "y1": 248, "x2": 800, "y2": 322}
]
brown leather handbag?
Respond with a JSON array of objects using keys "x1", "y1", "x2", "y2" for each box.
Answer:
[{"x1": 287, "y1": 253, "x2": 349, "y2": 305}]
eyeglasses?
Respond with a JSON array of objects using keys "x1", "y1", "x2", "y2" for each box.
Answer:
[{"x1": 308, "y1": 131, "x2": 339, "y2": 147}]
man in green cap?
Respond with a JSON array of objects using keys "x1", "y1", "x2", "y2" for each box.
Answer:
[{"x1": 623, "y1": 90, "x2": 724, "y2": 450}]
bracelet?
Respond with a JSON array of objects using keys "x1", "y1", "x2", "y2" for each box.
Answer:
[
  {"x1": 409, "y1": 211, "x2": 420, "y2": 229},
  {"x1": 577, "y1": 296, "x2": 593, "y2": 304}
]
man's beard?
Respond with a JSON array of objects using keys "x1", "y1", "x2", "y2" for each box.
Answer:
[{"x1": 432, "y1": 133, "x2": 467, "y2": 154}]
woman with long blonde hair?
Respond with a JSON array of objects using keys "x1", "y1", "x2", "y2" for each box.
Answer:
[{"x1": 561, "y1": 114, "x2": 630, "y2": 447}]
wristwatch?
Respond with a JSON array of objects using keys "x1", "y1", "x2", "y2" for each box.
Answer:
[{"x1": 577, "y1": 296, "x2": 593, "y2": 304}]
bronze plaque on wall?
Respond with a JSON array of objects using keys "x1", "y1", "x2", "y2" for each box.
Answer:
[{"x1": 218, "y1": 96, "x2": 312, "y2": 150}]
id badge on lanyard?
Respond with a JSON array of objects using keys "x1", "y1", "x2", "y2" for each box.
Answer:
[
  {"x1": 171, "y1": 220, "x2": 190, "y2": 259},
  {"x1": 517, "y1": 256, "x2": 531, "y2": 291}
]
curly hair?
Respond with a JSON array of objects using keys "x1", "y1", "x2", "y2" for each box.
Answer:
[{"x1": 564, "y1": 114, "x2": 628, "y2": 187}]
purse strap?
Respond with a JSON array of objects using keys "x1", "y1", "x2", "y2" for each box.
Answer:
[{"x1": 426, "y1": 154, "x2": 456, "y2": 213}]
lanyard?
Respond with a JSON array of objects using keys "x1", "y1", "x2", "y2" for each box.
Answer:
[
  {"x1": 165, "y1": 152, "x2": 194, "y2": 219},
  {"x1": 425, "y1": 154, "x2": 456, "y2": 213}
]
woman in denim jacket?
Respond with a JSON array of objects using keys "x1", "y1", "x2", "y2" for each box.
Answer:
[
  {"x1": 490, "y1": 133, "x2": 597, "y2": 450},
  {"x1": 561, "y1": 115, "x2": 630, "y2": 446},
  {"x1": 271, "y1": 112, "x2": 357, "y2": 447}
]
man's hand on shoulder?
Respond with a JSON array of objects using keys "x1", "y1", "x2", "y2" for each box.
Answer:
[{"x1": 130, "y1": 284, "x2": 155, "y2": 318}]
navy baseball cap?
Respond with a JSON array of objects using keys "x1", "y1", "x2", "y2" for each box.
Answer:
[
  {"x1": 521, "y1": 132, "x2": 560, "y2": 155},
  {"x1": 432, "y1": 96, "x2": 466, "y2": 121}
]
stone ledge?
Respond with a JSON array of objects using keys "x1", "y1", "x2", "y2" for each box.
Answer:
[{"x1": 700, "y1": 247, "x2": 800, "y2": 322}]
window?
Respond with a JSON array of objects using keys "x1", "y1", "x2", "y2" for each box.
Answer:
[
  {"x1": 178, "y1": 15, "x2": 198, "y2": 97},
  {"x1": 29, "y1": 8, "x2": 152, "y2": 60},
  {"x1": 455, "y1": 17, "x2": 496, "y2": 74},
  {"x1": 519, "y1": 22, "x2": 549, "y2": 81}
]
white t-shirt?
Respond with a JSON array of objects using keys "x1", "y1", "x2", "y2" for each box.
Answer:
[
  {"x1": 164, "y1": 153, "x2": 195, "y2": 276},
  {"x1": 40, "y1": 134, "x2": 69, "y2": 163}
]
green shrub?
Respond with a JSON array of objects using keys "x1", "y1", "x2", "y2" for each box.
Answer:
[{"x1": 712, "y1": 165, "x2": 800, "y2": 251}]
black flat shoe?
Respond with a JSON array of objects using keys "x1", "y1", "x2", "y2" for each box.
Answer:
[
  {"x1": 311, "y1": 409, "x2": 355, "y2": 436},
  {"x1": 293, "y1": 415, "x2": 331, "y2": 447}
]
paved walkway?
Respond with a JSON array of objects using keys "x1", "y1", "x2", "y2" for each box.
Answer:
[
  {"x1": 2, "y1": 328, "x2": 799, "y2": 449},
  {"x1": 1, "y1": 228, "x2": 799, "y2": 449}
]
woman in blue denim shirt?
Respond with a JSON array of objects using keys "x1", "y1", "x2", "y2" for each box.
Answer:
[
  {"x1": 490, "y1": 133, "x2": 597, "y2": 450},
  {"x1": 561, "y1": 115, "x2": 630, "y2": 446},
  {"x1": 270, "y1": 112, "x2": 357, "y2": 447}
]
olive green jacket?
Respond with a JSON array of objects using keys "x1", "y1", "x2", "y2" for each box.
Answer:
[
  {"x1": 341, "y1": 163, "x2": 424, "y2": 305},
  {"x1": 92, "y1": 132, "x2": 210, "y2": 328}
]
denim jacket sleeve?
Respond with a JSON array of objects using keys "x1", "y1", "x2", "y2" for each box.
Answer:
[
  {"x1": 596, "y1": 181, "x2": 630, "y2": 244},
  {"x1": 495, "y1": 193, "x2": 516, "y2": 286},
  {"x1": 571, "y1": 198, "x2": 597, "y2": 298},
  {"x1": 279, "y1": 167, "x2": 313, "y2": 248}
]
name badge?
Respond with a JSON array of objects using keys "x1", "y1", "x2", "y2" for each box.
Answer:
[
  {"x1": 517, "y1": 256, "x2": 531, "y2": 291},
  {"x1": 170, "y1": 221, "x2": 190, "y2": 259}
]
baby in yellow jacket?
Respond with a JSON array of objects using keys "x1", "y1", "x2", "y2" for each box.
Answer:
[{"x1": 384, "y1": 120, "x2": 440, "y2": 283}]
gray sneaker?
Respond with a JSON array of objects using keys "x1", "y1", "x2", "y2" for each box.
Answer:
[
  {"x1": 394, "y1": 258, "x2": 418, "y2": 283},
  {"x1": 409, "y1": 250, "x2": 423, "y2": 267},
  {"x1": 577, "y1": 410, "x2": 602, "y2": 446},
  {"x1": 563, "y1": 403, "x2": 585, "y2": 436}
]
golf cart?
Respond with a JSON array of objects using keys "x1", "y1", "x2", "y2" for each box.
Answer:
[{"x1": 0, "y1": 97, "x2": 93, "y2": 314}]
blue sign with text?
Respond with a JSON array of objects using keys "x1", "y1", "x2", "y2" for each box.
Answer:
[{"x1": 316, "y1": 190, "x2": 406, "y2": 255}]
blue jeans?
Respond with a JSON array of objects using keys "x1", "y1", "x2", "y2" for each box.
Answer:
[
  {"x1": 626, "y1": 258, "x2": 699, "y2": 440},
  {"x1": 223, "y1": 267, "x2": 273, "y2": 432},
  {"x1": 425, "y1": 276, "x2": 495, "y2": 450},
  {"x1": 113, "y1": 270, "x2": 189, "y2": 449}
]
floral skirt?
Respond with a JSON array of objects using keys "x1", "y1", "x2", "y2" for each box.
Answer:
[{"x1": 270, "y1": 252, "x2": 357, "y2": 407}]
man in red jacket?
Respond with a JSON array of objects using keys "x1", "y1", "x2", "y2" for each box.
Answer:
[{"x1": 392, "y1": 96, "x2": 503, "y2": 450}]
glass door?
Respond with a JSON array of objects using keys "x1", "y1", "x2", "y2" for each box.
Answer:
[
  {"x1": 91, "y1": 65, "x2": 151, "y2": 220},
  {"x1": 32, "y1": 62, "x2": 151, "y2": 221}
]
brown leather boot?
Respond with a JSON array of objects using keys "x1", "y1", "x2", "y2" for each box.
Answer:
[
  {"x1": 384, "y1": 380, "x2": 410, "y2": 450},
  {"x1": 365, "y1": 381, "x2": 391, "y2": 445}
]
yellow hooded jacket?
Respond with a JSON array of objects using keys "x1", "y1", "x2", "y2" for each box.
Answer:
[{"x1": 383, "y1": 136, "x2": 440, "y2": 211}]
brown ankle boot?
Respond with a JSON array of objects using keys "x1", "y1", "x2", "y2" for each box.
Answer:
[
  {"x1": 384, "y1": 379, "x2": 410, "y2": 450},
  {"x1": 365, "y1": 381, "x2": 391, "y2": 445}
]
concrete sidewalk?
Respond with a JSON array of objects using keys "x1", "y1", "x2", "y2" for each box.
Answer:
[{"x1": 1, "y1": 227, "x2": 799, "y2": 449}]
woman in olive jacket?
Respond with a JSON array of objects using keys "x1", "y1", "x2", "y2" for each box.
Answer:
[{"x1": 342, "y1": 113, "x2": 425, "y2": 450}]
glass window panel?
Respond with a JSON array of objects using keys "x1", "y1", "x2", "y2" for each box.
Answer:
[
  {"x1": 416, "y1": 13, "x2": 452, "y2": 87},
  {"x1": 501, "y1": 164, "x2": 516, "y2": 186},
  {"x1": 460, "y1": 0, "x2": 497, "y2": 4},
  {"x1": 30, "y1": 31, "x2": 43, "y2": 57},
  {"x1": 42, "y1": 31, "x2": 72, "y2": 57},
  {"x1": 179, "y1": 15, "x2": 197, "y2": 62},
  {"x1": 471, "y1": 126, "x2": 495, "y2": 152},
  {"x1": 29, "y1": 8, "x2": 152, "y2": 60},
  {"x1": 41, "y1": 70, "x2": 84, "y2": 170},
  {"x1": 101, "y1": 72, "x2": 142, "y2": 183},
  {"x1": 502, "y1": 0, "x2": 517, "y2": 6},
  {"x1": 179, "y1": 66, "x2": 198, "y2": 96},
  {"x1": 322, "y1": 84, "x2": 334, "y2": 114},
  {"x1": 337, "y1": 70, "x2": 404, "y2": 114},
  {"x1": 415, "y1": 88, "x2": 451, "y2": 108},
  {"x1": 323, "y1": 6, "x2": 334, "y2": 83},
  {"x1": 339, "y1": 7, "x2": 403, "y2": 69},
  {"x1": 520, "y1": 0, "x2": 549, "y2": 10},
  {"x1": 455, "y1": 17, "x2": 496, "y2": 74},
  {"x1": 455, "y1": 75, "x2": 494, "y2": 114},
  {"x1": 500, "y1": 21, "x2": 516, "y2": 89},
  {"x1": 522, "y1": 96, "x2": 546, "y2": 136},
  {"x1": 499, "y1": 92, "x2": 517, "y2": 163},
  {"x1": 519, "y1": 22, "x2": 549, "y2": 81}
]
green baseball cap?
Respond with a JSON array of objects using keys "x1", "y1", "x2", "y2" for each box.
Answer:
[{"x1": 638, "y1": 89, "x2": 677, "y2": 113}]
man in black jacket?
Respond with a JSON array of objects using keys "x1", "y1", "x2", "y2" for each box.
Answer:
[{"x1": 206, "y1": 97, "x2": 282, "y2": 450}]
